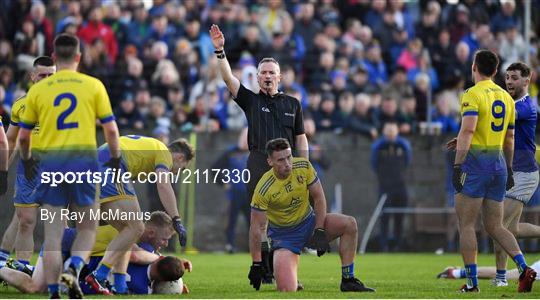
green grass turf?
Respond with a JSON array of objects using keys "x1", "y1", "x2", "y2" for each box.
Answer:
[{"x1": 1, "y1": 253, "x2": 540, "y2": 298}]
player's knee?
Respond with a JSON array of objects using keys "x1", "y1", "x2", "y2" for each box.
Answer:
[
  {"x1": 17, "y1": 215, "x2": 36, "y2": 232},
  {"x1": 346, "y1": 216, "x2": 358, "y2": 234}
]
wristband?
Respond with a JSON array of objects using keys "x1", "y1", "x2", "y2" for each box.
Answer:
[
  {"x1": 214, "y1": 49, "x2": 224, "y2": 54},
  {"x1": 216, "y1": 51, "x2": 225, "y2": 59}
]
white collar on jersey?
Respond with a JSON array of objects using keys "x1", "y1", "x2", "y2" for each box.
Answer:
[{"x1": 515, "y1": 94, "x2": 529, "y2": 103}]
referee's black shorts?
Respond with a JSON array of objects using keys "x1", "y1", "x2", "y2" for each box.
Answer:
[{"x1": 246, "y1": 151, "x2": 271, "y2": 202}]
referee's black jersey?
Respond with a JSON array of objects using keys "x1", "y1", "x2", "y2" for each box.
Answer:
[{"x1": 234, "y1": 84, "x2": 304, "y2": 153}]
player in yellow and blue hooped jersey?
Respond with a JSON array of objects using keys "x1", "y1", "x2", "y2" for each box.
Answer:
[
  {"x1": 17, "y1": 34, "x2": 121, "y2": 299},
  {"x1": 0, "y1": 56, "x2": 55, "y2": 272},
  {"x1": 452, "y1": 50, "x2": 535, "y2": 293},
  {"x1": 85, "y1": 135, "x2": 194, "y2": 295},
  {"x1": 248, "y1": 138, "x2": 374, "y2": 293}
]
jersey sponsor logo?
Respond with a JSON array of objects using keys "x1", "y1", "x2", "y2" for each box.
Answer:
[
  {"x1": 289, "y1": 196, "x2": 301, "y2": 208},
  {"x1": 272, "y1": 191, "x2": 281, "y2": 199},
  {"x1": 297, "y1": 175, "x2": 305, "y2": 184},
  {"x1": 262, "y1": 107, "x2": 270, "y2": 113}
]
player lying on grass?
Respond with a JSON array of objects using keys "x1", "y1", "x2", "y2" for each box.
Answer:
[
  {"x1": 85, "y1": 135, "x2": 194, "y2": 295},
  {"x1": 0, "y1": 211, "x2": 191, "y2": 295},
  {"x1": 437, "y1": 260, "x2": 540, "y2": 281},
  {"x1": 248, "y1": 138, "x2": 374, "y2": 292},
  {"x1": 82, "y1": 211, "x2": 192, "y2": 295}
]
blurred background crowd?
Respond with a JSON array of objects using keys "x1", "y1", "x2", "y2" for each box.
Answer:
[{"x1": 0, "y1": 0, "x2": 540, "y2": 140}]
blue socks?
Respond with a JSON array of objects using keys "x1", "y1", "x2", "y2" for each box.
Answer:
[
  {"x1": 113, "y1": 273, "x2": 128, "y2": 294},
  {"x1": 95, "y1": 263, "x2": 112, "y2": 282},
  {"x1": 48, "y1": 284, "x2": 59, "y2": 297},
  {"x1": 513, "y1": 254, "x2": 527, "y2": 273},
  {"x1": 496, "y1": 269, "x2": 507, "y2": 281},
  {"x1": 341, "y1": 263, "x2": 354, "y2": 279},
  {"x1": 0, "y1": 249, "x2": 9, "y2": 267},
  {"x1": 465, "y1": 264, "x2": 478, "y2": 288}
]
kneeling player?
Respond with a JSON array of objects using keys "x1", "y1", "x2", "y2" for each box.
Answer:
[
  {"x1": 85, "y1": 136, "x2": 194, "y2": 294},
  {"x1": 248, "y1": 138, "x2": 374, "y2": 292}
]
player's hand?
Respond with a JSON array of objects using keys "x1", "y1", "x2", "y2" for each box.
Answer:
[
  {"x1": 209, "y1": 24, "x2": 225, "y2": 50},
  {"x1": 22, "y1": 157, "x2": 38, "y2": 181},
  {"x1": 104, "y1": 156, "x2": 121, "y2": 170},
  {"x1": 0, "y1": 170, "x2": 7, "y2": 195},
  {"x1": 506, "y1": 168, "x2": 514, "y2": 191},
  {"x1": 307, "y1": 228, "x2": 330, "y2": 257},
  {"x1": 452, "y1": 164, "x2": 463, "y2": 192},
  {"x1": 172, "y1": 216, "x2": 187, "y2": 247},
  {"x1": 180, "y1": 259, "x2": 192, "y2": 272},
  {"x1": 445, "y1": 138, "x2": 457, "y2": 151},
  {"x1": 248, "y1": 262, "x2": 264, "y2": 291}
]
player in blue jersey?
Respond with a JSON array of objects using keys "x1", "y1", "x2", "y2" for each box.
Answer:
[
  {"x1": 491, "y1": 62, "x2": 540, "y2": 287},
  {"x1": 451, "y1": 50, "x2": 535, "y2": 292}
]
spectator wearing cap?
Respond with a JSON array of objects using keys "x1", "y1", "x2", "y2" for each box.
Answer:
[
  {"x1": 77, "y1": 6, "x2": 118, "y2": 64},
  {"x1": 347, "y1": 93, "x2": 379, "y2": 140},
  {"x1": 127, "y1": 5, "x2": 151, "y2": 50},
  {"x1": 114, "y1": 92, "x2": 144, "y2": 130},
  {"x1": 313, "y1": 92, "x2": 344, "y2": 132},
  {"x1": 490, "y1": 0, "x2": 519, "y2": 35},
  {"x1": 383, "y1": 66, "x2": 413, "y2": 102}
]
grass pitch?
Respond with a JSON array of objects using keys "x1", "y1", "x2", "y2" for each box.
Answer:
[{"x1": 1, "y1": 253, "x2": 540, "y2": 298}]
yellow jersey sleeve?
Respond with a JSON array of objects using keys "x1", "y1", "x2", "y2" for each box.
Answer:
[
  {"x1": 306, "y1": 159, "x2": 318, "y2": 186},
  {"x1": 251, "y1": 174, "x2": 274, "y2": 211},
  {"x1": 95, "y1": 80, "x2": 115, "y2": 123},
  {"x1": 460, "y1": 89, "x2": 479, "y2": 117},
  {"x1": 154, "y1": 140, "x2": 173, "y2": 171},
  {"x1": 20, "y1": 88, "x2": 38, "y2": 129},
  {"x1": 10, "y1": 96, "x2": 25, "y2": 126}
]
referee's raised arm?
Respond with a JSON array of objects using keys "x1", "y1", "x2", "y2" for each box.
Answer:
[{"x1": 210, "y1": 24, "x2": 240, "y2": 98}]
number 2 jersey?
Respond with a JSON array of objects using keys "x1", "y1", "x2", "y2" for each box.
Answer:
[
  {"x1": 460, "y1": 79, "x2": 515, "y2": 175},
  {"x1": 19, "y1": 69, "x2": 115, "y2": 172}
]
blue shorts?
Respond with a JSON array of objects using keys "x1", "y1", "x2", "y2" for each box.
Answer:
[
  {"x1": 13, "y1": 173, "x2": 39, "y2": 207},
  {"x1": 268, "y1": 212, "x2": 316, "y2": 255},
  {"x1": 39, "y1": 227, "x2": 77, "y2": 258},
  {"x1": 98, "y1": 148, "x2": 136, "y2": 203},
  {"x1": 35, "y1": 181, "x2": 98, "y2": 207},
  {"x1": 459, "y1": 173, "x2": 507, "y2": 202}
]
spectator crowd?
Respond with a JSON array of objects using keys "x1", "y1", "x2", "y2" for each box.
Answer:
[{"x1": 1, "y1": 0, "x2": 540, "y2": 139}]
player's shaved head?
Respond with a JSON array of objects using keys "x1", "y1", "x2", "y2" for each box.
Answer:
[
  {"x1": 53, "y1": 33, "x2": 80, "y2": 63},
  {"x1": 473, "y1": 50, "x2": 499, "y2": 77},
  {"x1": 33, "y1": 56, "x2": 54, "y2": 67}
]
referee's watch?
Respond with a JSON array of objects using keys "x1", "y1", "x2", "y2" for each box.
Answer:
[{"x1": 215, "y1": 49, "x2": 225, "y2": 59}]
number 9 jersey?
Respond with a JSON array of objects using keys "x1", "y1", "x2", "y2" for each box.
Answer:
[
  {"x1": 19, "y1": 69, "x2": 115, "y2": 151},
  {"x1": 460, "y1": 79, "x2": 515, "y2": 175}
]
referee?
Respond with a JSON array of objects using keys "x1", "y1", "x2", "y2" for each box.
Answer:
[{"x1": 210, "y1": 24, "x2": 309, "y2": 283}]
